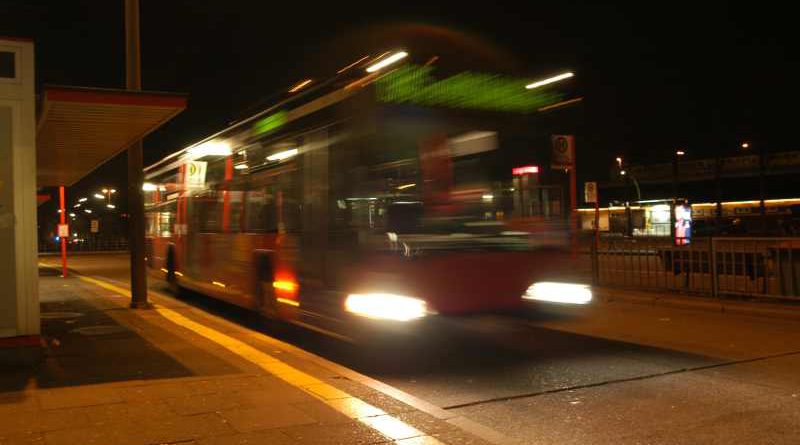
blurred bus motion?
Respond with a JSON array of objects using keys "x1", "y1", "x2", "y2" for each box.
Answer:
[{"x1": 144, "y1": 51, "x2": 580, "y2": 341}]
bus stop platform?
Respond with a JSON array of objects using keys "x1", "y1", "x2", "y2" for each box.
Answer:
[{"x1": 0, "y1": 267, "x2": 499, "y2": 445}]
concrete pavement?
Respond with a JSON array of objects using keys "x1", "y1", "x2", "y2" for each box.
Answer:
[{"x1": 0, "y1": 266, "x2": 500, "y2": 445}]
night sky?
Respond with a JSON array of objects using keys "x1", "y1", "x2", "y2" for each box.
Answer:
[{"x1": 2, "y1": 1, "x2": 797, "y2": 208}]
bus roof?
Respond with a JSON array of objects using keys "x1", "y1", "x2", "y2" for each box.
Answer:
[{"x1": 145, "y1": 52, "x2": 572, "y2": 174}]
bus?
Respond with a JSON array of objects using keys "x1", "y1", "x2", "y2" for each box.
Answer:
[{"x1": 144, "y1": 51, "x2": 588, "y2": 341}]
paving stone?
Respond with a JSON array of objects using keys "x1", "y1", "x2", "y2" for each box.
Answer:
[
  {"x1": 166, "y1": 392, "x2": 242, "y2": 415},
  {"x1": 76, "y1": 399, "x2": 175, "y2": 425},
  {"x1": 282, "y1": 421, "x2": 392, "y2": 445},
  {"x1": 37, "y1": 385, "x2": 122, "y2": 410},
  {"x1": 291, "y1": 400, "x2": 354, "y2": 425},
  {"x1": 196, "y1": 429, "x2": 295, "y2": 445},
  {"x1": 220, "y1": 405, "x2": 317, "y2": 432},
  {"x1": 144, "y1": 412, "x2": 236, "y2": 443}
]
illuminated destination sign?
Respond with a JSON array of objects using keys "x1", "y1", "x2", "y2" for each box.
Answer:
[
  {"x1": 376, "y1": 65, "x2": 563, "y2": 113},
  {"x1": 512, "y1": 165, "x2": 540, "y2": 175}
]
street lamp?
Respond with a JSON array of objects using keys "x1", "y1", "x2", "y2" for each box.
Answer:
[{"x1": 741, "y1": 142, "x2": 750, "y2": 149}]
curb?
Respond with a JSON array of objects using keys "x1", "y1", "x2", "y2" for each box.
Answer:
[{"x1": 596, "y1": 287, "x2": 800, "y2": 321}]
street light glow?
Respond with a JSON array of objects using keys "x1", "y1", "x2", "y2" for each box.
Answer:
[
  {"x1": 84, "y1": 209, "x2": 92, "y2": 214},
  {"x1": 741, "y1": 142, "x2": 750, "y2": 149},
  {"x1": 78, "y1": 197, "x2": 88, "y2": 202},
  {"x1": 616, "y1": 157, "x2": 623, "y2": 167},
  {"x1": 525, "y1": 71, "x2": 574, "y2": 90},
  {"x1": 102, "y1": 189, "x2": 109, "y2": 194},
  {"x1": 94, "y1": 193, "x2": 104, "y2": 199},
  {"x1": 110, "y1": 189, "x2": 116, "y2": 194},
  {"x1": 676, "y1": 150, "x2": 686, "y2": 156},
  {"x1": 107, "y1": 204, "x2": 116, "y2": 209},
  {"x1": 366, "y1": 51, "x2": 408, "y2": 73}
]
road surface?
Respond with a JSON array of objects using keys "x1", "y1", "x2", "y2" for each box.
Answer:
[{"x1": 42, "y1": 253, "x2": 800, "y2": 444}]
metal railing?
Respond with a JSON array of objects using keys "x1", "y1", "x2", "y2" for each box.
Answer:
[
  {"x1": 39, "y1": 238, "x2": 129, "y2": 253},
  {"x1": 594, "y1": 236, "x2": 800, "y2": 301}
]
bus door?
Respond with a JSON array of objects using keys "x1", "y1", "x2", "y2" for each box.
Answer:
[{"x1": 296, "y1": 129, "x2": 332, "y2": 316}]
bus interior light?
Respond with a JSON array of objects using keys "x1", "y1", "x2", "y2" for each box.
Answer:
[
  {"x1": 366, "y1": 51, "x2": 409, "y2": 73},
  {"x1": 189, "y1": 141, "x2": 232, "y2": 157},
  {"x1": 345, "y1": 293, "x2": 427, "y2": 321},
  {"x1": 234, "y1": 163, "x2": 249, "y2": 170},
  {"x1": 289, "y1": 79, "x2": 313, "y2": 93},
  {"x1": 142, "y1": 182, "x2": 158, "y2": 191},
  {"x1": 525, "y1": 72, "x2": 574, "y2": 90},
  {"x1": 523, "y1": 282, "x2": 593, "y2": 305},
  {"x1": 267, "y1": 148, "x2": 298, "y2": 162}
]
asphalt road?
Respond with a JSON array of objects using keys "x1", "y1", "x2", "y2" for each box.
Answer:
[{"x1": 42, "y1": 253, "x2": 800, "y2": 444}]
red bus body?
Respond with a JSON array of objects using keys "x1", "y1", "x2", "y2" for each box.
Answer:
[{"x1": 144, "y1": 60, "x2": 571, "y2": 341}]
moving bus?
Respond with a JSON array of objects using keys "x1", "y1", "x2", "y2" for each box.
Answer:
[{"x1": 144, "y1": 52, "x2": 587, "y2": 341}]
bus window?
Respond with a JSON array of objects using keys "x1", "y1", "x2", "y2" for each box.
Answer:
[
  {"x1": 218, "y1": 190, "x2": 243, "y2": 232},
  {"x1": 195, "y1": 191, "x2": 221, "y2": 233},
  {"x1": 244, "y1": 187, "x2": 276, "y2": 232}
]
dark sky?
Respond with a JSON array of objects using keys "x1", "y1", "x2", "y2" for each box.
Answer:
[{"x1": 2, "y1": 1, "x2": 797, "y2": 203}]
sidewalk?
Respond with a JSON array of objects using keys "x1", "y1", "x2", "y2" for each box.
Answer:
[
  {"x1": 595, "y1": 286, "x2": 800, "y2": 321},
  {"x1": 0, "y1": 268, "x2": 500, "y2": 445}
]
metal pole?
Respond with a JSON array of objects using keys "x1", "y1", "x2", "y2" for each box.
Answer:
[
  {"x1": 758, "y1": 144, "x2": 767, "y2": 225},
  {"x1": 59, "y1": 186, "x2": 67, "y2": 278},
  {"x1": 671, "y1": 157, "x2": 678, "y2": 242},
  {"x1": 126, "y1": 0, "x2": 149, "y2": 308},
  {"x1": 569, "y1": 166, "x2": 578, "y2": 259}
]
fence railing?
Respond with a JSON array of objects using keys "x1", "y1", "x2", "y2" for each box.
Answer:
[
  {"x1": 594, "y1": 236, "x2": 800, "y2": 301},
  {"x1": 39, "y1": 238, "x2": 129, "y2": 253}
]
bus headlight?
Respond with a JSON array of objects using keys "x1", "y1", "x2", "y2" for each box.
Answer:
[
  {"x1": 523, "y1": 282, "x2": 593, "y2": 305},
  {"x1": 345, "y1": 293, "x2": 427, "y2": 321}
]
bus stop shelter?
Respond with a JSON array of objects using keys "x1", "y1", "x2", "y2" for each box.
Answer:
[
  {"x1": 37, "y1": 86, "x2": 187, "y2": 186},
  {"x1": 1, "y1": 52, "x2": 185, "y2": 361}
]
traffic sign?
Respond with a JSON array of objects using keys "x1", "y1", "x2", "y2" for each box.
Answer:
[
  {"x1": 57, "y1": 224, "x2": 69, "y2": 237},
  {"x1": 584, "y1": 181, "x2": 598, "y2": 203}
]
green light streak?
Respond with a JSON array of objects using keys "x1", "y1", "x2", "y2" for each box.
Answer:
[
  {"x1": 376, "y1": 65, "x2": 563, "y2": 113},
  {"x1": 253, "y1": 110, "x2": 287, "y2": 136}
]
